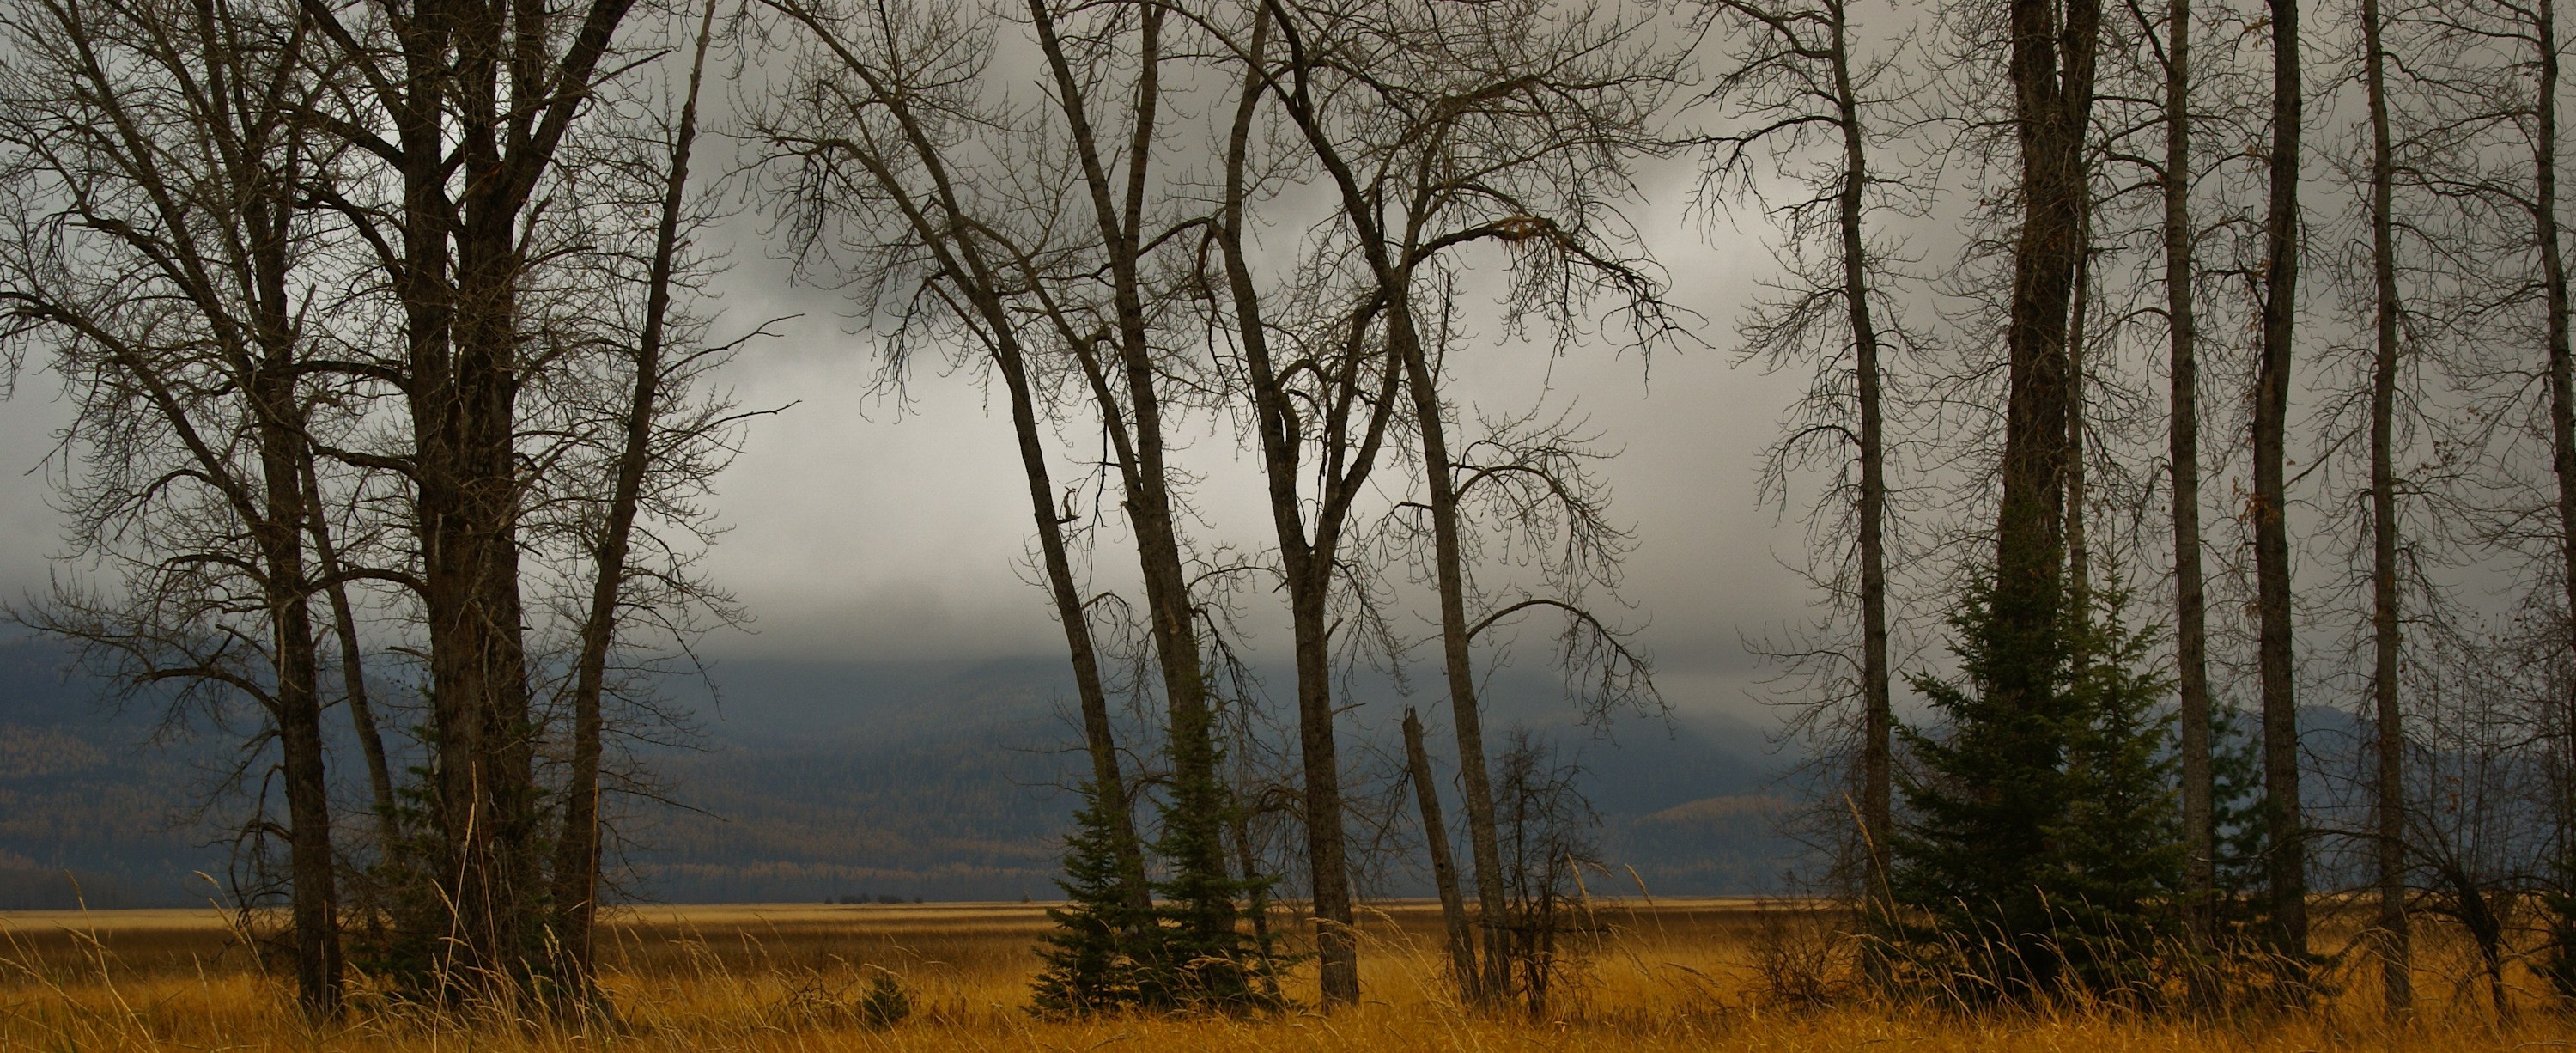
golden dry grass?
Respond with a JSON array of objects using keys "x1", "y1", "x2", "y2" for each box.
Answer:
[{"x1": 0, "y1": 898, "x2": 2566, "y2": 1050}]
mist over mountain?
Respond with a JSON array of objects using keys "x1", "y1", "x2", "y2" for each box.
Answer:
[{"x1": 0, "y1": 638, "x2": 1813, "y2": 908}]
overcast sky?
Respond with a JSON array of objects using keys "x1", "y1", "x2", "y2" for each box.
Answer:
[
  {"x1": 0, "y1": 162, "x2": 1829, "y2": 725},
  {"x1": 688, "y1": 157, "x2": 1817, "y2": 715}
]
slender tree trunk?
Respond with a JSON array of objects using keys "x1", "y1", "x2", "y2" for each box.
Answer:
[
  {"x1": 2165, "y1": 0, "x2": 2216, "y2": 971},
  {"x1": 2255, "y1": 0, "x2": 2307, "y2": 965},
  {"x1": 1396, "y1": 307, "x2": 1508, "y2": 1003},
  {"x1": 1827, "y1": 0, "x2": 1894, "y2": 916},
  {"x1": 1287, "y1": 575, "x2": 1358, "y2": 1002},
  {"x1": 1216, "y1": 7, "x2": 1376, "y2": 1005},
  {"x1": 242, "y1": 168, "x2": 343, "y2": 1016},
  {"x1": 1402, "y1": 709, "x2": 1478, "y2": 992},
  {"x1": 2362, "y1": 0, "x2": 2411, "y2": 1013},
  {"x1": 550, "y1": 0, "x2": 719, "y2": 989},
  {"x1": 2067, "y1": 191, "x2": 2093, "y2": 606},
  {"x1": 256, "y1": 368, "x2": 343, "y2": 1018},
  {"x1": 1024, "y1": 0, "x2": 1224, "y2": 923},
  {"x1": 300, "y1": 455, "x2": 396, "y2": 849}
]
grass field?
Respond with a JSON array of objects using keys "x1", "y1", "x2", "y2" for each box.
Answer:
[{"x1": 0, "y1": 898, "x2": 2566, "y2": 1050}]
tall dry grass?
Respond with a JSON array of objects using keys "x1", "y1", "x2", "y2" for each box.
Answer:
[{"x1": 0, "y1": 898, "x2": 2563, "y2": 1050}]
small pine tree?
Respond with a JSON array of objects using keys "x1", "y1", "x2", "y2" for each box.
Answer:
[
  {"x1": 1030, "y1": 779, "x2": 1149, "y2": 1015},
  {"x1": 1891, "y1": 569, "x2": 2189, "y2": 1003},
  {"x1": 2047, "y1": 579, "x2": 2184, "y2": 1000},
  {"x1": 1891, "y1": 574, "x2": 2079, "y2": 1002},
  {"x1": 1139, "y1": 705, "x2": 1286, "y2": 1013}
]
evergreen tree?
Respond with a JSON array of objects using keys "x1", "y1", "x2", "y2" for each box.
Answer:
[
  {"x1": 1030, "y1": 780, "x2": 1150, "y2": 1015},
  {"x1": 1139, "y1": 704, "x2": 1286, "y2": 1013},
  {"x1": 2049, "y1": 580, "x2": 2184, "y2": 1000},
  {"x1": 1890, "y1": 571, "x2": 2185, "y2": 1003},
  {"x1": 1892, "y1": 575, "x2": 2080, "y2": 1001}
]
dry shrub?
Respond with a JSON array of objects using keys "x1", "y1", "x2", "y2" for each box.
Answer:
[{"x1": 1747, "y1": 898, "x2": 1856, "y2": 1008}]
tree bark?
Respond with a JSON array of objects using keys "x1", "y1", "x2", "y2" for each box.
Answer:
[
  {"x1": 2255, "y1": 0, "x2": 2307, "y2": 965},
  {"x1": 1997, "y1": 0, "x2": 2099, "y2": 691},
  {"x1": 1826, "y1": 0, "x2": 1895, "y2": 916},
  {"x1": 2164, "y1": 0, "x2": 2216, "y2": 971},
  {"x1": 1402, "y1": 709, "x2": 1478, "y2": 992},
  {"x1": 2363, "y1": 0, "x2": 2411, "y2": 1013}
]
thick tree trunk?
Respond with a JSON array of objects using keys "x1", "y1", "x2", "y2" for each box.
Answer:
[
  {"x1": 2255, "y1": 0, "x2": 2307, "y2": 965},
  {"x1": 2537, "y1": 0, "x2": 2576, "y2": 914},
  {"x1": 2363, "y1": 0, "x2": 2411, "y2": 1013},
  {"x1": 1997, "y1": 0, "x2": 2098, "y2": 691},
  {"x1": 1828, "y1": 0, "x2": 1894, "y2": 915},
  {"x1": 2165, "y1": 0, "x2": 2216, "y2": 971},
  {"x1": 1402, "y1": 709, "x2": 1478, "y2": 992},
  {"x1": 365, "y1": 0, "x2": 638, "y2": 996}
]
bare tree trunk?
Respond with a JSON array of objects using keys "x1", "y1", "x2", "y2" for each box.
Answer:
[
  {"x1": 1997, "y1": 0, "x2": 2098, "y2": 692},
  {"x1": 2363, "y1": 0, "x2": 2411, "y2": 1013},
  {"x1": 1216, "y1": 7, "x2": 1383, "y2": 1005},
  {"x1": 2537, "y1": 0, "x2": 2576, "y2": 918},
  {"x1": 1402, "y1": 709, "x2": 1477, "y2": 992},
  {"x1": 2164, "y1": 0, "x2": 2216, "y2": 971},
  {"x1": 1396, "y1": 306, "x2": 1508, "y2": 1003},
  {"x1": 300, "y1": 455, "x2": 396, "y2": 850},
  {"x1": 1826, "y1": 0, "x2": 1895, "y2": 916},
  {"x1": 2067, "y1": 192, "x2": 2093, "y2": 606},
  {"x1": 256, "y1": 391, "x2": 343, "y2": 1019},
  {"x1": 306, "y1": 0, "x2": 644, "y2": 994},
  {"x1": 550, "y1": 0, "x2": 719, "y2": 990},
  {"x1": 1024, "y1": 3, "x2": 1227, "y2": 922},
  {"x1": 2255, "y1": 0, "x2": 2308, "y2": 965}
]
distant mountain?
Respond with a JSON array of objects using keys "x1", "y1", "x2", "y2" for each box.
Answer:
[
  {"x1": 0, "y1": 636, "x2": 1811, "y2": 908},
  {"x1": 0, "y1": 638, "x2": 237, "y2": 908},
  {"x1": 631, "y1": 655, "x2": 1809, "y2": 902}
]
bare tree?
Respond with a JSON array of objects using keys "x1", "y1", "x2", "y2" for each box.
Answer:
[
  {"x1": 2359, "y1": 0, "x2": 2411, "y2": 1008},
  {"x1": 1703, "y1": 0, "x2": 1921, "y2": 914},
  {"x1": 2248, "y1": 0, "x2": 2309, "y2": 967},
  {"x1": 0, "y1": 0, "x2": 362, "y2": 1014},
  {"x1": 294, "y1": 0, "x2": 660, "y2": 996},
  {"x1": 748, "y1": 0, "x2": 1163, "y2": 910},
  {"x1": 546, "y1": 0, "x2": 732, "y2": 987}
]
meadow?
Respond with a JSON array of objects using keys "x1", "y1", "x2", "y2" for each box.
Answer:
[{"x1": 0, "y1": 898, "x2": 2563, "y2": 1050}]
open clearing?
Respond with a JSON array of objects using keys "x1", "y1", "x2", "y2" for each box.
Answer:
[{"x1": 0, "y1": 898, "x2": 2563, "y2": 1050}]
